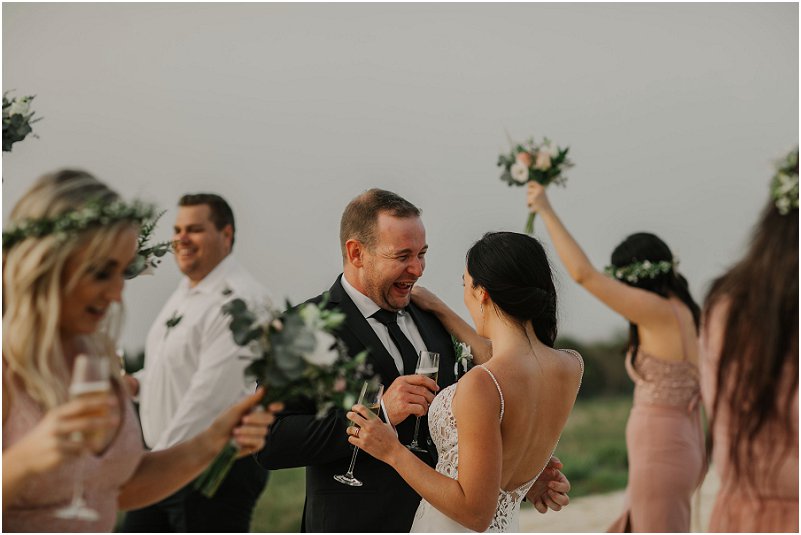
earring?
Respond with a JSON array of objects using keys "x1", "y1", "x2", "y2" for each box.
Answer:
[{"x1": 480, "y1": 302, "x2": 484, "y2": 315}]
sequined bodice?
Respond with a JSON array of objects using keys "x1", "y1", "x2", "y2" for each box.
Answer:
[{"x1": 626, "y1": 351, "x2": 700, "y2": 410}]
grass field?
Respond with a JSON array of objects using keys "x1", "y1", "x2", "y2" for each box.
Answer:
[{"x1": 249, "y1": 395, "x2": 632, "y2": 532}]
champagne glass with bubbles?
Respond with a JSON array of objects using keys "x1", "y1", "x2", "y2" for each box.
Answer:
[
  {"x1": 407, "y1": 351, "x2": 439, "y2": 453},
  {"x1": 334, "y1": 381, "x2": 384, "y2": 486},
  {"x1": 54, "y1": 354, "x2": 111, "y2": 521}
]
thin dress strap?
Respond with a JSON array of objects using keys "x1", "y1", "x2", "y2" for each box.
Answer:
[
  {"x1": 475, "y1": 364, "x2": 504, "y2": 422},
  {"x1": 668, "y1": 300, "x2": 690, "y2": 361}
]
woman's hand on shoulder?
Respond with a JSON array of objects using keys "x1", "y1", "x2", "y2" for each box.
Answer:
[
  {"x1": 411, "y1": 285, "x2": 444, "y2": 313},
  {"x1": 207, "y1": 387, "x2": 283, "y2": 458},
  {"x1": 10, "y1": 393, "x2": 118, "y2": 476}
]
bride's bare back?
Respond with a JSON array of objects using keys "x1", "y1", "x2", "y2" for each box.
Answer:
[{"x1": 454, "y1": 345, "x2": 583, "y2": 492}]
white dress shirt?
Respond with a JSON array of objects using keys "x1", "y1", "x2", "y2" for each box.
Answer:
[
  {"x1": 134, "y1": 255, "x2": 272, "y2": 450},
  {"x1": 341, "y1": 274, "x2": 428, "y2": 374}
]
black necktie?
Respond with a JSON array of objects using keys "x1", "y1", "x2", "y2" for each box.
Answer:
[{"x1": 370, "y1": 309, "x2": 419, "y2": 375}]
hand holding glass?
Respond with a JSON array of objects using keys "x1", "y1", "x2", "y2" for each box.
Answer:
[
  {"x1": 54, "y1": 354, "x2": 111, "y2": 521},
  {"x1": 408, "y1": 351, "x2": 439, "y2": 453},
  {"x1": 333, "y1": 381, "x2": 384, "y2": 487}
]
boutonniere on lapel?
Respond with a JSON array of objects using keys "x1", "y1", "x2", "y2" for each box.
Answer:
[
  {"x1": 452, "y1": 335, "x2": 473, "y2": 379},
  {"x1": 165, "y1": 311, "x2": 183, "y2": 336}
]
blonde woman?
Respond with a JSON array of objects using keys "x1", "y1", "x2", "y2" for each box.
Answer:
[{"x1": 2, "y1": 170, "x2": 280, "y2": 532}]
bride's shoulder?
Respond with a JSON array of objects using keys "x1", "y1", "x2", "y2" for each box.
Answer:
[
  {"x1": 452, "y1": 365, "x2": 503, "y2": 409},
  {"x1": 552, "y1": 348, "x2": 584, "y2": 383}
]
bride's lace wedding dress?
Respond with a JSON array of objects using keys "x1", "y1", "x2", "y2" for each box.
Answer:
[{"x1": 411, "y1": 352, "x2": 583, "y2": 533}]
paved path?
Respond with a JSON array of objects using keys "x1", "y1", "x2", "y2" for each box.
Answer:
[{"x1": 519, "y1": 469, "x2": 720, "y2": 532}]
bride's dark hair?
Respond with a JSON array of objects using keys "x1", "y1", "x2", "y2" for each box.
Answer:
[
  {"x1": 466, "y1": 232, "x2": 557, "y2": 346},
  {"x1": 610, "y1": 232, "x2": 700, "y2": 363}
]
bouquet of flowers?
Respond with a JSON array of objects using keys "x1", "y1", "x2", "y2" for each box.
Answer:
[
  {"x1": 3, "y1": 92, "x2": 41, "y2": 152},
  {"x1": 125, "y1": 211, "x2": 172, "y2": 279},
  {"x1": 497, "y1": 136, "x2": 573, "y2": 233},
  {"x1": 195, "y1": 294, "x2": 374, "y2": 497}
]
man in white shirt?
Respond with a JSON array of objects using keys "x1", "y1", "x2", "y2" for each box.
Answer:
[{"x1": 122, "y1": 194, "x2": 271, "y2": 532}]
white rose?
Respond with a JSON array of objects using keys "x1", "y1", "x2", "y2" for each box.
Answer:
[
  {"x1": 8, "y1": 97, "x2": 30, "y2": 116},
  {"x1": 303, "y1": 330, "x2": 339, "y2": 366},
  {"x1": 510, "y1": 162, "x2": 529, "y2": 183},
  {"x1": 299, "y1": 304, "x2": 321, "y2": 328}
]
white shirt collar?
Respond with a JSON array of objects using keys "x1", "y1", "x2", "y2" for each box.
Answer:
[
  {"x1": 181, "y1": 254, "x2": 236, "y2": 294},
  {"x1": 341, "y1": 273, "x2": 382, "y2": 319}
]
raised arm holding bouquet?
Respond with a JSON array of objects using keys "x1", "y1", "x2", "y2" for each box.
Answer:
[{"x1": 497, "y1": 135, "x2": 573, "y2": 233}]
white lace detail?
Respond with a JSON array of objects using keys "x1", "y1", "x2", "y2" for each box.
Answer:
[
  {"x1": 475, "y1": 364, "x2": 504, "y2": 422},
  {"x1": 415, "y1": 349, "x2": 585, "y2": 532},
  {"x1": 422, "y1": 378, "x2": 536, "y2": 531}
]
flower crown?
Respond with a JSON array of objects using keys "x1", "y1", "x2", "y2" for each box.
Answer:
[
  {"x1": 604, "y1": 259, "x2": 677, "y2": 283},
  {"x1": 771, "y1": 147, "x2": 799, "y2": 216},
  {"x1": 2, "y1": 198, "x2": 171, "y2": 279}
]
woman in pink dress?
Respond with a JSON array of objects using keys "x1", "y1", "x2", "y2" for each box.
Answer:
[
  {"x1": 526, "y1": 183, "x2": 706, "y2": 532},
  {"x1": 701, "y1": 148, "x2": 798, "y2": 533},
  {"x1": 2, "y1": 170, "x2": 279, "y2": 532}
]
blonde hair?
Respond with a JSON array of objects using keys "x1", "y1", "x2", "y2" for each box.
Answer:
[{"x1": 3, "y1": 170, "x2": 134, "y2": 410}]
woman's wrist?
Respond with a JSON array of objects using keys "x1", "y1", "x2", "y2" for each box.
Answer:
[
  {"x1": 385, "y1": 440, "x2": 410, "y2": 468},
  {"x1": 198, "y1": 426, "x2": 227, "y2": 460}
]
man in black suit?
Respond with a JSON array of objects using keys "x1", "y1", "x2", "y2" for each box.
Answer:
[{"x1": 257, "y1": 189, "x2": 568, "y2": 532}]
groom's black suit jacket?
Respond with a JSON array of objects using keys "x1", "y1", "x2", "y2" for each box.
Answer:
[{"x1": 257, "y1": 275, "x2": 457, "y2": 532}]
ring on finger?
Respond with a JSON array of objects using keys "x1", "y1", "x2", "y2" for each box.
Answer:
[{"x1": 354, "y1": 428, "x2": 360, "y2": 438}]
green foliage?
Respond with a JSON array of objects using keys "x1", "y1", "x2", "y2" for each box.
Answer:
[
  {"x1": 251, "y1": 468, "x2": 306, "y2": 532},
  {"x1": 125, "y1": 210, "x2": 172, "y2": 279},
  {"x1": 224, "y1": 294, "x2": 375, "y2": 414},
  {"x1": 555, "y1": 332, "x2": 633, "y2": 399},
  {"x1": 554, "y1": 396, "x2": 631, "y2": 497},
  {"x1": 2, "y1": 92, "x2": 41, "y2": 152}
]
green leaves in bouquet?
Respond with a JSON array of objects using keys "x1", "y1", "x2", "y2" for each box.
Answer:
[
  {"x1": 497, "y1": 136, "x2": 573, "y2": 188},
  {"x1": 224, "y1": 293, "x2": 375, "y2": 415},
  {"x1": 3, "y1": 92, "x2": 42, "y2": 152},
  {"x1": 124, "y1": 210, "x2": 173, "y2": 279}
]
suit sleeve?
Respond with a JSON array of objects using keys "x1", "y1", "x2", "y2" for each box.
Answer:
[{"x1": 256, "y1": 404, "x2": 354, "y2": 469}]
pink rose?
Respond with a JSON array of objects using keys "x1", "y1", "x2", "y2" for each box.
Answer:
[
  {"x1": 516, "y1": 151, "x2": 533, "y2": 167},
  {"x1": 534, "y1": 150, "x2": 552, "y2": 171},
  {"x1": 334, "y1": 376, "x2": 347, "y2": 393}
]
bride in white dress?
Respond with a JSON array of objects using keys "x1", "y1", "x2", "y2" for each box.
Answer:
[{"x1": 349, "y1": 232, "x2": 584, "y2": 532}]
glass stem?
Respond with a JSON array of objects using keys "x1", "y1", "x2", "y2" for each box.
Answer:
[
  {"x1": 71, "y1": 455, "x2": 86, "y2": 505},
  {"x1": 411, "y1": 416, "x2": 422, "y2": 446},
  {"x1": 345, "y1": 447, "x2": 360, "y2": 477}
]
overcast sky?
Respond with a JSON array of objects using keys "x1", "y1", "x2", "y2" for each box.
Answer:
[{"x1": 3, "y1": 3, "x2": 798, "y2": 352}]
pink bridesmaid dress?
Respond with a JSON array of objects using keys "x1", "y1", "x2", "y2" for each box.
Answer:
[
  {"x1": 701, "y1": 303, "x2": 799, "y2": 533},
  {"x1": 608, "y1": 303, "x2": 706, "y2": 532},
  {"x1": 3, "y1": 378, "x2": 145, "y2": 532}
]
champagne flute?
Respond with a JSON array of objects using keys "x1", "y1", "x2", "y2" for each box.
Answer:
[
  {"x1": 333, "y1": 381, "x2": 384, "y2": 487},
  {"x1": 54, "y1": 354, "x2": 111, "y2": 521},
  {"x1": 407, "y1": 351, "x2": 439, "y2": 453}
]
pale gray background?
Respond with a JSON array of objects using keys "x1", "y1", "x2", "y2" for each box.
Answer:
[{"x1": 3, "y1": 3, "x2": 798, "y2": 353}]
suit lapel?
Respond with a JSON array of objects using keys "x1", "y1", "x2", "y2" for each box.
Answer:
[
  {"x1": 328, "y1": 276, "x2": 400, "y2": 385},
  {"x1": 406, "y1": 303, "x2": 455, "y2": 388}
]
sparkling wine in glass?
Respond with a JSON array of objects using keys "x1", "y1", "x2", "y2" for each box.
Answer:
[
  {"x1": 408, "y1": 351, "x2": 439, "y2": 453},
  {"x1": 54, "y1": 354, "x2": 111, "y2": 521},
  {"x1": 333, "y1": 381, "x2": 384, "y2": 487}
]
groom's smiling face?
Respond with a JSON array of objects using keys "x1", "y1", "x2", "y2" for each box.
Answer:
[{"x1": 357, "y1": 213, "x2": 428, "y2": 312}]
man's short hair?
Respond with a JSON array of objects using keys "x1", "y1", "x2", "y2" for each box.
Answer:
[
  {"x1": 179, "y1": 193, "x2": 236, "y2": 250},
  {"x1": 339, "y1": 188, "x2": 421, "y2": 257}
]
